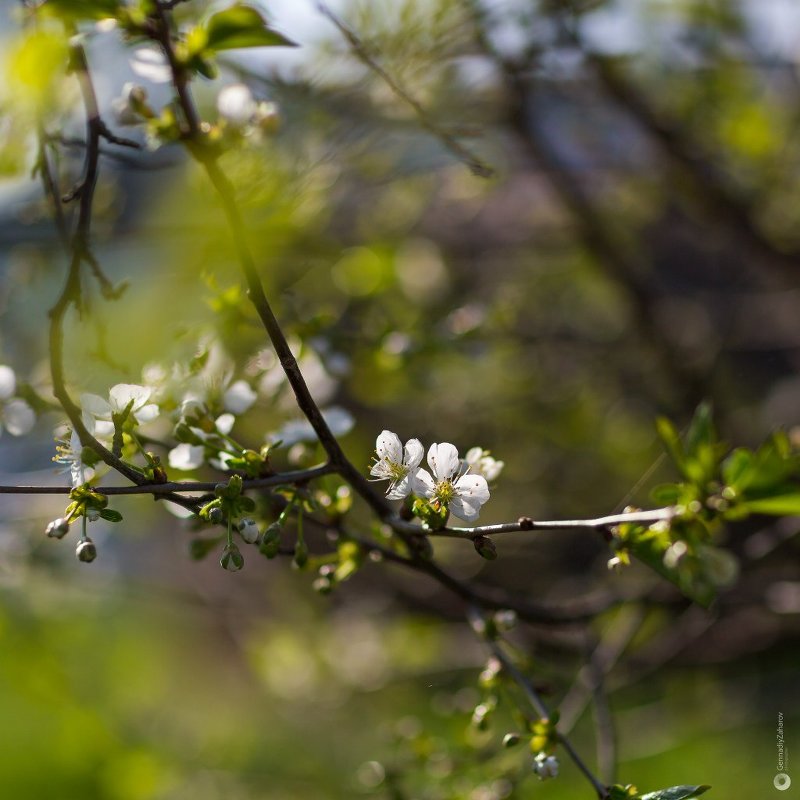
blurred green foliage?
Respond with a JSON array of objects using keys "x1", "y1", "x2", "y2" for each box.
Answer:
[{"x1": 0, "y1": 0, "x2": 799, "y2": 797}]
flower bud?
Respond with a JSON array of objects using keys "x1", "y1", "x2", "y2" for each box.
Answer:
[
  {"x1": 237, "y1": 517, "x2": 260, "y2": 544},
  {"x1": 293, "y1": 538, "x2": 309, "y2": 569},
  {"x1": 494, "y1": 609, "x2": 517, "y2": 631},
  {"x1": 259, "y1": 522, "x2": 282, "y2": 558},
  {"x1": 502, "y1": 733, "x2": 521, "y2": 748},
  {"x1": 220, "y1": 543, "x2": 244, "y2": 572},
  {"x1": 46, "y1": 518, "x2": 70, "y2": 539},
  {"x1": 312, "y1": 576, "x2": 333, "y2": 595},
  {"x1": 473, "y1": 535, "x2": 497, "y2": 560},
  {"x1": 532, "y1": 753, "x2": 559, "y2": 780},
  {"x1": 76, "y1": 538, "x2": 97, "y2": 563}
]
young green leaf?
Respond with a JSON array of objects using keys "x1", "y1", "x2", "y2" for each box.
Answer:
[{"x1": 204, "y1": 5, "x2": 298, "y2": 52}]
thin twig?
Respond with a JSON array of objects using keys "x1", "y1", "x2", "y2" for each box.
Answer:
[
  {"x1": 317, "y1": 1, "x2": 494, "y2": 178},
  {"x1": 0, "y1": 464, "x2": 336, "y2": 496},
  {"x1": 393, "y1": 506, "x2": 678, "y2": 540},
  {"x1": 467, "y1": 606, "x2": 608, "y2": 798}
]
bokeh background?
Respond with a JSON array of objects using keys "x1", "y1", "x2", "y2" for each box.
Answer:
[{"x1": 0, "y1": 0, "x2": 799, "y2": 797}]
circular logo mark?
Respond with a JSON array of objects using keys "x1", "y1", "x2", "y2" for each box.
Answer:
[{"x1": 774, "y1": 773, "x2": 792, "y2": 791}]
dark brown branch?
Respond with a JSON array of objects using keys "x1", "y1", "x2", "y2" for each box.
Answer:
[
  {"x1": 148, "y1": 12, "x2": 394, "y2": 522},
  {"x1": 0, "y1": 463, "x2": 335, "y2": 496}
]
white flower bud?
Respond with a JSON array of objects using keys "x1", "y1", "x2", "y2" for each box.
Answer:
[{"x1": 237, "y1": 518, "x2": 260, "y2": 544}]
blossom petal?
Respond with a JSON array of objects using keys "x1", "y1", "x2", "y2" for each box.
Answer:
[
  {"x1": 411, "y1": 468, "x2": 435, "y2": 498},
  {"x1": 464, "y1": 446, "x2": 483, "y2": 466},
  {"x1": 428, "y1": 442, "x2": 459, "y2": 481},
  {"x1": 81, "y1": 392, "x2": 112, "y2": 419},
  {"x1": 223, "y1": 380, "x2": 257, "y2": 415},
  {"x1": 168, "y1": 443, "x2": 205, "y2": 470},
  {"x1": 216, "y1": 413, "x2": 236, "y2": 435},
  {"x1": 136, "y1": 403, "x2": 160, "y2": 423},
  {"x1": 450, "y1": 496, "x2": 481, "y2": 522},
  {"x1": 376, "y1": 430, "x2": 402, "y2": 464},
  {"x1": 217, "y1": 83, "x2": 257, "y2": 125},
  {"x1": 454, "y1": 474, "x2": 490, "y2": 505},
  {"x1": 94, "y1": 420, "x2": 115, "y2": 439},
  {"x1": 403, "y1": 438, "x2": 424, "y2": 469},
  {"x1": 0, "y1": 366, "x2": 16, "y2": 400},
  {"x1": 386, "y1": 472, "x2": 416, "y2": 500},
  {"x1": 109, "y1": 383, "x2": 151, "y2": 412},
  {"x1": 3, "y1": 399, "x2": 35, "y2": 436},
  {"x1": 130, "y1": 46, "x2": 171, "y2": 83}
]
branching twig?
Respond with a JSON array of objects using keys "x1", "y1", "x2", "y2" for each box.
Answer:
[
  {"x1": 317, "y1": 1, "x2": 494, "y2": 179},
  {"x1": 467, "y1": 606, "x2": 609, "y2": 798}
]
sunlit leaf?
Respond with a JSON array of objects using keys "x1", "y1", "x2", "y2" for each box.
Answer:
[{"x1": 204, "y1": 5, "x2": 298, "y2": 52}]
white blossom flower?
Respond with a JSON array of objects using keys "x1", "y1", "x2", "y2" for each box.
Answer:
[
  {"x1": 217, "y1": 83, "x2": 257, "y2": 125},
  {"x1": 130, "y1": 47, "x2": 171, "y2": 83},
  {"x1": 370, "y1": 430, "x2": 424, "y2": 500},
  {"x1": 532, "y1": 753, "x2": 559, "y2": 780},
  {"x1": 112, "y1": 82, "x2": 148, "y2": 126},
  {"x1": 168, "y1": 443, "x2": 205, "y2": 471},
  {"x1": 464, "y1": 447, "x2": 505, "y2": 482},
  {"x1": 271, "y1": 406, "x2": 354, "y2": 447},
  {"x1": 54, "y1": 429, "x2": 93, "y2": 487},
  {"x1": 81, "y1": 383, "x2": 159, "y2": 437},
  {"x1": 412, "y1": 443, "x2": 490, "y2": 522},
  {"x1": 2, "y1": 398, "x2": 35, "y2": 436},
  {"x1": 223, "y1": 380, "x2": 257, "y2": 415}
]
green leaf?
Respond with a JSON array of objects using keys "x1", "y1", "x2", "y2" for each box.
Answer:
[
  {"x1": 640, "y1": 785, "x2": 711, "y2": 800},
  {"x1": 742, "y1": 493, "x2": 800, "y2": 516},
  {"x1": 656, "y1": 417, "x2": 686, "y2": 475},
  {"x1": 685, "y1": 402, "x2": 715, "y2": 458},
  {"x1": 650, "y1": 483, "x2": 682, "y2": 504},
  {"x1": 99, "y1": 508, "x2": 123, "y2": 523},
  {"x1": 204, "y1": 5, "x2": 298, "y2": 52},
  {"x1": 41, "y1": 0, "x2": 121, "y2": 21}
]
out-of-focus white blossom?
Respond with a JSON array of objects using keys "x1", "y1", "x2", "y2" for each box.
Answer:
[
  {"x1": 464, "y1": 447, "x2": 504, "y2": 482},
  {"x1": 270, "y1": 406, "x2": 354, "y2": 446},
  {"x1": 532, "y1": 753, "x2": 559, "y2": 780},
  {"x1": 168, "y1": 443, "x2": 205, "y2": 471},
  {"x1": 0, "y1": 365, "x2": 36, "y2": 437},
  {"x1": 130, "y1": 47, "x2": 171, "y2": 83},
  {"x1": 81, "y1": 383, "x2": 159, "y2": 436}
]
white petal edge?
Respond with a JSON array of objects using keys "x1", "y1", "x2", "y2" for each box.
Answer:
[
  {"x1": 403, "y1": 438, "x2": 424, "y2": 469},
  {"x1": 81, "y1": 393, "x2": 112, "y2": 419},
  {"x1": 109, "y1": 383, "x2": 151, "y2": 412},
  {"x1": 411, "y1": 468, "x2": 435, "y2": 498}
]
